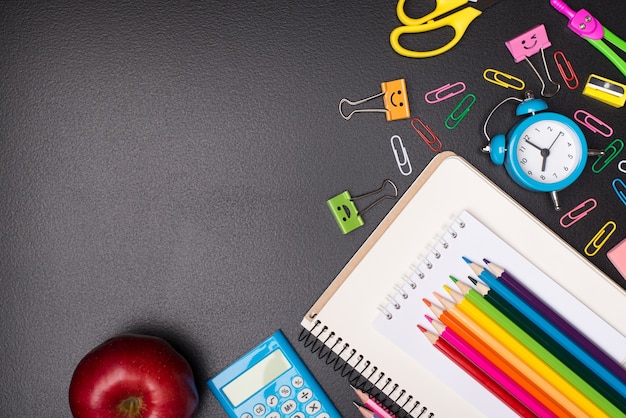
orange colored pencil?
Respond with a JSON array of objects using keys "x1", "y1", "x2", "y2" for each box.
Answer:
[{"x1": 423, "y1": 297, "x2": 576, "y2": 418}]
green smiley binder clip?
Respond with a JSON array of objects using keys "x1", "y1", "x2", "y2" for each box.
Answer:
[{"x1": 327, "y1": 179, "x2": 398, "y2": 234}]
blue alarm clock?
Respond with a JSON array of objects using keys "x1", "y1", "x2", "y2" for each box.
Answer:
[{"x1": 485, "y1": 92, "x2": 590, "y2": 210}]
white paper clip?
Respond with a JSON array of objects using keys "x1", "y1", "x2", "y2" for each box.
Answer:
[
  {"x1": 574, "y1": 110, "x2": 613, "y2": 137},
  {"x1": 390, "y1": 135, "x2": 412, "y2": 176},
  {"x1": 424, "y1": 82, "x2": 466, "y2": 104}
]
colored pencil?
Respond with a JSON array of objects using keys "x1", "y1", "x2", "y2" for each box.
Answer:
[
  {"x1": 428, "y1": 317, "x2": 555, "y2": 418},
  {"x1": 464, "y1": 257, "x2": 626, "y2": 399},
  {"x1": 418, "y1": 325, "x2": 536, "y2": 418},
  {"x1": 446, "y1": 283, "x2": 623, "y2": 418},
  {"x1": 423, "y1": 298, "x2": 573, "y2": 418},
  {"x1": 354, "y1": 402, "x2": 380, "y2": 418},
  {"x1": 462, "y1": 276, "x2": 626, "y2": 414},
  {"x1": 352, "y1": 387, "x2": 395, "y2": 418},
  {"x1": 432, "y1": 292, "x2": 588, "y2": 417},
  {"x1": 484, "y1": 258, "x2": 626, "y2": 385}
]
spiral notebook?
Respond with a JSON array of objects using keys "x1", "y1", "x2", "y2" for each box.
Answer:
[{"x1": 300, "y1": 152, "x2": 626, "y2": 417}]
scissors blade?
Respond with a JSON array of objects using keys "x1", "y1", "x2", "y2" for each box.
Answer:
[{"x1": 473, "y1": 0, "x2": 503, "y2": 12}]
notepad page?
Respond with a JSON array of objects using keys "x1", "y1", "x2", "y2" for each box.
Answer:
[{"x1": 301, "y1": 153, "x2": 626, "y2": 418}]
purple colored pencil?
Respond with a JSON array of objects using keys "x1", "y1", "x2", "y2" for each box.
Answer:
[{"x1": 484, "y1": 258, "x2": 626, "y2": 385}]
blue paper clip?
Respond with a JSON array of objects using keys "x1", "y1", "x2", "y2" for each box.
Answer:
[
  {"x1": 390, "y1": 135, "x2": 412, "y2": 176},
  {"x1": 411, "y1": 117, "x2": 442, "y2": 152},
  {"x1": 574, "y1": 110, "x2": 613, "y2": 137},
  {"x1": 584, "y1": 221, "x2": 617, "y2": 256},
  {"x1": 559, "y1": 198, "x2": 597, "y2": 228},
  {"x1": 613, "y1": 178, "x2": 626, "y2": 206},
  {"x1": 592, "y1": 138, "x2": 624, "y2": 173},
  {"x1": 424, "y1": 82, "x2": 466, "y2": 104},
  {"x1": 445, "y1": 94, "x2": 476, "y2": 130}
]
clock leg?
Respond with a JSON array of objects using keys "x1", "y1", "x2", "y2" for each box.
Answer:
[{"x1": 550, "y1": 191, "x2": 561, "y2": 211}]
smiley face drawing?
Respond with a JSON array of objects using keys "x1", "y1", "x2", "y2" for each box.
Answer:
[
  {"x1": 506, "y1": 24, "x2": 552, "y2": 63},
  {"x1": 327, "y1": 191, "x2": 364, "y2": 234},
  {"x1": 382, "y1": 78, "x2": 411, "y2": 121}
]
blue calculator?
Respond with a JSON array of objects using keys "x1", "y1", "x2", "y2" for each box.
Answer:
[{"x1": 208, "y1": 330, "x2": 340, "y2": 418}]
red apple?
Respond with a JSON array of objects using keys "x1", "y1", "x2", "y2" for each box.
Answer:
[{"x1": 69, "y1": 334, "x2": 199, "y2": 418}]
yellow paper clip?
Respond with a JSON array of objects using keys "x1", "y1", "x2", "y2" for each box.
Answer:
[
  {"x1": 592, "y1": 138, "x2": 624, "y2": 173},
  {"x1": 339, "y1": 78, "x2": 410, "y2": 121},
  {"x1": 554, "y1": 51, "x2": 579, "y2": 90},
  {"x1": 559, "y1": 198, "x2": 597, "y2": 228},
  {"x1": 584, "y1": 221, "x2": 616, "y2": 256},
  {"x1": 483, "y1": 69, "x2": 525, "y2": 90},
  {"x1": 445, "y1": 94, "x2": 476, "y2": 130},
  {"x1": 583, "y1": 74, "x2": 626, "y2": 108},
  {"x1": 424, "y1": 82, "x2": 466, "y2": 104},
  {"x1": 390, "y1": 135, "x2": 412, "y2": 176},
  {"x1": 573, "y1": 110, "x2": 613, "y2": 138},
  {"x1": 411, "y1": 117, "x2": 442, "y2": 152}
]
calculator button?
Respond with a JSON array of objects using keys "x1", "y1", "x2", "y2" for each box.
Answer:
[
  {"x1": 281, "y1": 399, "x2": 298, "y2": 414},
  {"x1": 266, "y1": 413, "x2": 280, "y2": 418},
  {"x1": 252, "y1": 403, "x2": 266, "y2": 416},
  {"x1": 292, "y1": 376, "x2": 304, "y2": 388},
  {"x1": 297, "y1": 388, "x2": 313, "y2": 403},
  {"x1": 279, "y1": 385, "x2": 292, "y2": 397},
  {"x1": 316, "y1": 414, "x2": 330, "y2": 418},
  {"x1": 240, "y1": 414, "x2": 253, "y2": 418},
  {"x1": 305, "y1": 400, "x2": 322, "y2": 415},
  {"x1": 292, "y1": 413, "x2": 305, "y2": 418},
  {"x1": 266, "y1": 395, "x2": 279, "y2": 408}
]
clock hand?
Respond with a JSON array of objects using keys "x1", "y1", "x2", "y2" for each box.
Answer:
[
  {"x1": 542, "y1": 132, "x2": 564, "y2": 171},
  {"x1": 525, "y1": 139, "x2": 543, "y2": 151},
  {"x1": 548, "y1": 131, "x2": 564, "y2": 150}
]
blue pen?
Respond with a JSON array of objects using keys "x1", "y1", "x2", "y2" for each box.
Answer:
[{"x1": 463, "y1": 257, "x2": 626, "y2": 398}]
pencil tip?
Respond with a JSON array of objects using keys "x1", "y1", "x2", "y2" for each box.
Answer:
[
  {"x1": 449, "y1": 275, "x2": 458, "y2": 283},
  {"x1": 462, "y1": 256, "x2": 472, "y2": 264},
  {"x1": 424, "y1": 314, "x2": 434, "y2": 323},
  {"x1": 417, "y1": 324, "x2": 427, "y2": 332},
  {"x1": 468, "y1": 276, "x2": 478, "y2": 285},
  {"x1": 422, "y1": 298, "x2": 432, "y2": 307},
  {"x1": 483, "y1": 258, "x2": 491, "y2": 264},
  {"x1": 443, "y1": 284, "x2": 452, "y2": 294}
]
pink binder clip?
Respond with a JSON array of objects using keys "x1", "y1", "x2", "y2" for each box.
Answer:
[
  {"x1": 574, "y1": 110, "x2": 613, "y2": 137},
  {"x1": 554, "y1": 50, "x2": 579, "y2": 90},
  {"x1": 411, "y1": 117, "x2": 442, "y2": 152},
  {"x1": 424, "y1": 82, "x2": 466, "y2": 104},
  {"x1": 559, "y1": 198, "x2": 597, "y2": 228}
]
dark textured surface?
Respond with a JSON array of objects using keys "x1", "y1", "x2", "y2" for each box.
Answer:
[{"x1": 1, "y1": 1, "x2": 625, "y2": 416}]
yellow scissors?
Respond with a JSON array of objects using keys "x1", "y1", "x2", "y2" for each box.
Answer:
[{"x1": 390, "y1": 0, "x2": 503, "y2": 58}]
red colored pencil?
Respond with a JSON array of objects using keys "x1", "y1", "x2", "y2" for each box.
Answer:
[{"x1": 418, "y1": 325, "x2": 536, "y2": 418}]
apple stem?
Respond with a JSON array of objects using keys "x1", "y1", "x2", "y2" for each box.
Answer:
[{"x1": 118, "y1": 396, "x2": 144, "y2": 417}]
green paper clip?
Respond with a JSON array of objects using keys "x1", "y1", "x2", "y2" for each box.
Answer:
[
  {"x1": 327, "y1": 180, "x2": 398, "y2": 234},
  {"x1": 445, "y1": 94, "x2": 476, "y2": 130}
]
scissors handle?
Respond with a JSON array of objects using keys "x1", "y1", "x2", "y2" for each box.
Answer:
[
  {"x1": 396, "y1": 0, "x2": 469, "y2": 26},
  {"x1": 390, "y1": 7, "x2": 482, "y2": 58}
]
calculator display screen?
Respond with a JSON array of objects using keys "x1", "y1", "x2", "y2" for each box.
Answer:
[{"x1": 222, "y1": 349, "x2": 291, "y2": 407}]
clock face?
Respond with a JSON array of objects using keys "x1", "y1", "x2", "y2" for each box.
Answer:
[{"x1": 514, "y1": 118, "x2": 584, "y2": 186}]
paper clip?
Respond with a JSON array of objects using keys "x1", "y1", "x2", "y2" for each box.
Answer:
[
  {"x1": 613, "y1": 178, "x2": 626, "y2": 206},
  {"x1": 592, "y1": 138, "x2": 624, "y2": 173},
  {"x1": 483, "y1": 69, "x2": 525, "y2": 90},
  {"x1": 445, "y1": 94, "x2": 476, "y2": 130},
  {"x1": 390, "y1": 135, "x2": 412, "y2": 176},
  {"x1": 424, "y1": 82, "x2": 466, "y2": 104},
  {"x1": 584, "y1": 221, "x2": 616, "y2": 256},
  {"x1": 339, "y1": 79, "x2": 410, "y2": 121},
  {"x1": 411, "y1": 117, "x2": 442, "y2": 152},
  {"x1": 553, "y1": 50, "x2": 579, "y2": 90},
  {"x1": 559, "y1": 198, "x2": 597, "y2": 228},
  {"x1": 619, "y1": 160, "x2": 626, "y2": 174},
  {"x1": 326, "y1": 180, "x2": 398, "y2": 234},
  {"x1": 505, "y1": 25, "x2": 560, "y2": 97},
  {"x1": 573, "y1": 110, "x2": 613, "y2": 137}
]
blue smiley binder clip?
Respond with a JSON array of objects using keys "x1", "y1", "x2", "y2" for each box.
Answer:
[{"x1": 327, "y1": 179, "x2": 398, "y2": 234}]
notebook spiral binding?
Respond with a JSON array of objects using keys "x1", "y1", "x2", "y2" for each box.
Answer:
[
  {"x1": 298, "y1": 322, "x2": 434, "y2": 418},
  {"x1": 378, "y1": 217, "x2": 466, "y2": 320}
]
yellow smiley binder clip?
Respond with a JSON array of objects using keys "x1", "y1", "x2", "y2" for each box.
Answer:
[{"x1": 339, "y1": 79, "x2": 410, "y2": 121}]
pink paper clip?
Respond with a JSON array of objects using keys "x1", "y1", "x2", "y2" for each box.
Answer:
[
  {"x1": 411, "y1": 117, "x2": 442, "y2": 152},
  {"x1": 559, "y1": 198, "x2": 597, "y2": 228},
  {"x1": 554, "y1": 51, "x2": 579, "y2": 90},
  {"x1": 573, "y1": 110, "x2": 613, "y2": 137},
  {"x1": 424, "y1": 82, "x2": 466, "y2": 104}
]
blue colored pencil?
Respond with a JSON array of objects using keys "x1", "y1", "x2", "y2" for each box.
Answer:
[{"x1": 463, "y1": 257, "x2": 626, "y2": 399}]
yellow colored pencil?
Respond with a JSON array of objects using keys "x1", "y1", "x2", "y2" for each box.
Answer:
[{"x1": 432, "y1": 292, "x2": 590, "y2": 418}]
